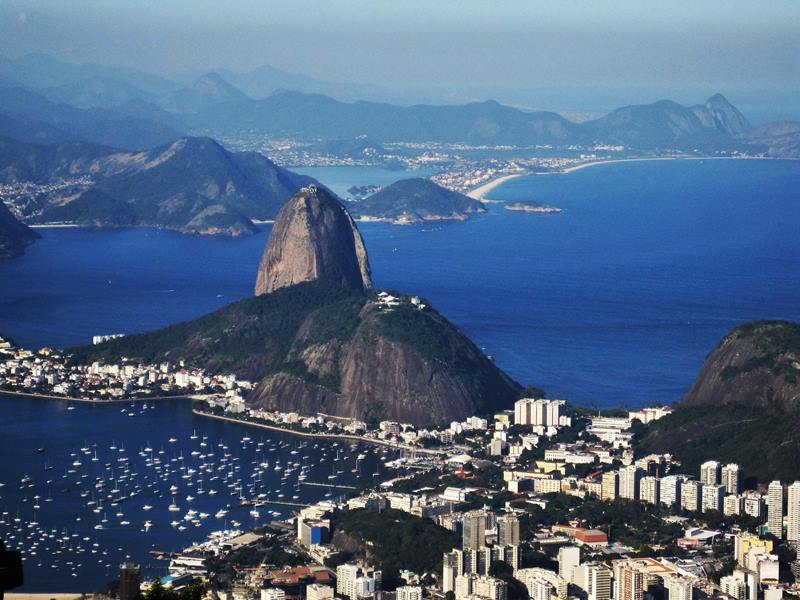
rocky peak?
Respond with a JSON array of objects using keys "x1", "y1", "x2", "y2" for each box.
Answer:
[
  {"x1": 691, "y1": 93, "x2": 752, "y2": 136},
  {"x1": 681, "y1": 320, "x2": 800, "y2": 411},
  {"x1": 255, "y1": 185, "x2": 372, "y2": 295}
]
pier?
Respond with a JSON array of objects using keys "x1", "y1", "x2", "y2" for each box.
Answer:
[{"x1": 300, "y1": 481, "x2": 359, "y2": 490}]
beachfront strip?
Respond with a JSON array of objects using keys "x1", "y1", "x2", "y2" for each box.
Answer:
[{"x1": 4, "y1": 333, "x2": 800, "y2": 600}]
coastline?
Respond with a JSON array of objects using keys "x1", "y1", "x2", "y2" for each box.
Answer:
[
  {"x1": 467, "y1": 173, "x2": 525, "y2": 200},
  {"x1": 192, "y1": 408, "x2": 446, "y2": 455},
  {"x1": 28, "y1": 223, "x2": 82, "y2": 229},
  {"x1": 560, "y1": 155, "x2": 776, "y2": 175},
  {"x1": 0, "y1": 389, "x2": 195, "y2": 404}
]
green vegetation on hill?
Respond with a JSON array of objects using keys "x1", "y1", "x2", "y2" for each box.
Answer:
[
  {"x1": 721, "y1": 321, "x2": 800, "y2": 383},
  {"x1": 635, "y1": 404, "x2": 800, "y2": 484},
  {"x1": 639, "y1": 320, "x2": 800, "y2": 483},
  {"x1": 332, "y1": 508, "x2": 459, "y2": 585},
  {"x1": 348, "y1": 178, "x2": 485, "y2": 224},
  {"x1": 70, "y1": 280, "x2": 521, "y2": 425},
  {"x1": 70, "y1": 281, "x2": 367, "y2": 385}
]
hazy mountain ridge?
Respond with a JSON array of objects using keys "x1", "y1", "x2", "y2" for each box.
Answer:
[
  {"x1": 2, "y1": 54, "x2": 797, "y2": 155},
  {"x1": 0, "y1": 85, "x2": 184, "y2": 150},
  {"x1": 0, "y1": 136, "x2": 315, "y2": 235}
]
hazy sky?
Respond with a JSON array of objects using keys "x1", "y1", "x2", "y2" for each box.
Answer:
[{"x1": 2, "y1": 0, "x2": 798, "y2": 104}]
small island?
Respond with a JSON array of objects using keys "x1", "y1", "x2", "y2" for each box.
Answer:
[
  {"x1": 348, "y1": 178, "x2": 486, "y2": 225},
  {"x1": 504, "y1": 200, "x2": 563, "y2": 213}
]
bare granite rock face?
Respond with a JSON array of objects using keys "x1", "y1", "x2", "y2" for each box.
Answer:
[{"x1": 255, "y1": 185, "x2": 372, "y2": 295}]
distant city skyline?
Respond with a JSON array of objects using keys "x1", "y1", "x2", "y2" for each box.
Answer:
[{"x1": 1, "y1": 0, "x2": 798, "y2": 120}]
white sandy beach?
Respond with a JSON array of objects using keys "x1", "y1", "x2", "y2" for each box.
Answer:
[
  {"x1": 466, "y1": 173, "x2": 525, "y2": 200},
  {"x1": 561, "y1": 155, "x2": 775, "y2": 174}
]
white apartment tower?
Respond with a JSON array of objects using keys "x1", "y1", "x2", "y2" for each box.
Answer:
[
  {"x1": 558, "y1": 545, "x2": 580, "y2": 582},
  {"x1": 787, "y1": 481, "x2": 800, "y2": 543},
  {"x1": 396, "y1": 587, "x2": 423, "y2": 600},
  {"x1": 680, "y1": 480, "x2": 702, "y2": 512},
  {"x1": 700, "y1": 461, "x2": 721, "y2": 486},
  {"x1": 702, "y1": 484, "x2": 725, "y2": 513},
  {"x1": 722, "y1": 463, "x2": 743, "y2": 495},
  {"x1": 619, "y1": 466, "x2": 642, "y2": 501},
  {"x1": 664, "y1": 574, "x2": 693, "y2": 600},
  {"x1": 768, "y1": 481, "x2": 784, "y2": 538},
  {"x1": 660, "y1": 475, "x2": 685, "y2": 507},
  {"x1": 640, "y1": 476, "x2": 659, "y2": 505}
]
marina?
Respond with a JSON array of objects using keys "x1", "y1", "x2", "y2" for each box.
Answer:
[{"x1": 0, "y1": 395, "x2": 408, "y2": 592}]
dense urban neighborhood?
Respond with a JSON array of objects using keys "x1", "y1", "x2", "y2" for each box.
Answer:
[{"x1": 3, "y1": 334, "x2": 800, "y2": 600}]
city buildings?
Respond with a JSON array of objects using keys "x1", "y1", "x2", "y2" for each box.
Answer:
[
  {"x1": 463, "y1": 510, "x2": 487, "y2": 550},
  {"x1": 700, "y1": 461, "x2": 721, "y2": 486},
  {"x1": 601, "y1": 471, "x2": 619, "y2": 501},
  {"x1": 787, "y1": 481, "x2": 800, "y2": 543},
  {"x1": 680, "y1": 481, "x2": 702, "y2": 513},
  {"x1": 640, "y1": 476, "x2": 659, "y2": 505},
  {"x1": 722, "y1": 463, "x2": 743, "y2": 495},
  {"x1": 619, "y1": 466, "x2": 641, "y2": 501},
  {"x1": 701, "y1": 484, "x2": 725, "y2": 513},
  {"x1": 768, "y1": 481, "x2": 784, "y2": 538},
  {"x1": 558, "y1": 546, "x2": 580, "y2": 581}
]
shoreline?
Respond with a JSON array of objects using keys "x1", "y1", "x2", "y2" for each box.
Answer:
[
  {"x1": 0, "y1": 389, "x2": 196, "y2": 404},
  {"x1": 28, "y1": 223, "x2": 82, "y2": 229},
  {"x1": 476, "y1": 155, "x2": 786, "y2": 200},
  {"x1": 0, "y1": 391, "x2": 449, "y2": 455},
  {"x1": 467, "y1": 173, "x2": 525, "y2": 200},
  {"x1": 560, "y1": 155, "x2": 777, "y2": 175},
  {"x1": 192, "y1": 408, "x2": 446, "y2": 455}
]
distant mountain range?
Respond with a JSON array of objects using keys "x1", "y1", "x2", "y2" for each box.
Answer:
[
  {"x1": 0, "y1": 136, "x2": 315, "y2": 236},
  {"x1": 2, "y1": 53, "x2": 798, "y2": 155}
]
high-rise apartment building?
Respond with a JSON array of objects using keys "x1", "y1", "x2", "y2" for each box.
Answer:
[
  {"x1": 497, "y1": 514, "x2": 520, "y2": 546},
  {"x1": 660, "y1": 475, "x2": 685, "y2": 507},
  {"x1": 663, "y1": 574, "x2": 693, "y2": 600},
  {"x1": 768, "y1": 481, "x2": 784, "y2": 538},
  {"x1": 700, "y1": 461, "x2": 721, "y2": 486},
  {"x1": 722, "y1": 464, "x2": 743, "y2": 495},
  {"x1": 619, "y1": 466, "x2": 642, "y2": 501},
  {"x1": 640, "y1": 476, "x2": 659, "y2": 505},
  {"x1": 680, "y1": 480, "x2": 702, "y2": 512},
  {"x1": 787, "y1": 481, "x2": 800, "y2": 543},
  {"x1": 463, "y1": 510, "x2": 487, "y2": 550},
  {"x1": 702, "y1": 484, "x2": 725, "y2": 512},
  {"x1": 614, "y1": 562, "x2": 644, "y2": 600},
  {"x1": 602, "y1": 471, "x2": 618, "y2": 501},
  {"x1": 558, "y1": 546, "x2": 580, "y2": 582}
]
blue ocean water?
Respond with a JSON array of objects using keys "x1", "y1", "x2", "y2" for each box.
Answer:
[
  {"x1": 1, "y1": 160, "x2": 798, "y2": 405},
  {"x1": 0, "y1": 159, "x2": 798, "y2": 590}
]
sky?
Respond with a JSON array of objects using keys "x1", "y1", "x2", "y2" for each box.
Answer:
[{"x1": 2, "y1": 0, "x2": 799, "y2": 117}]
